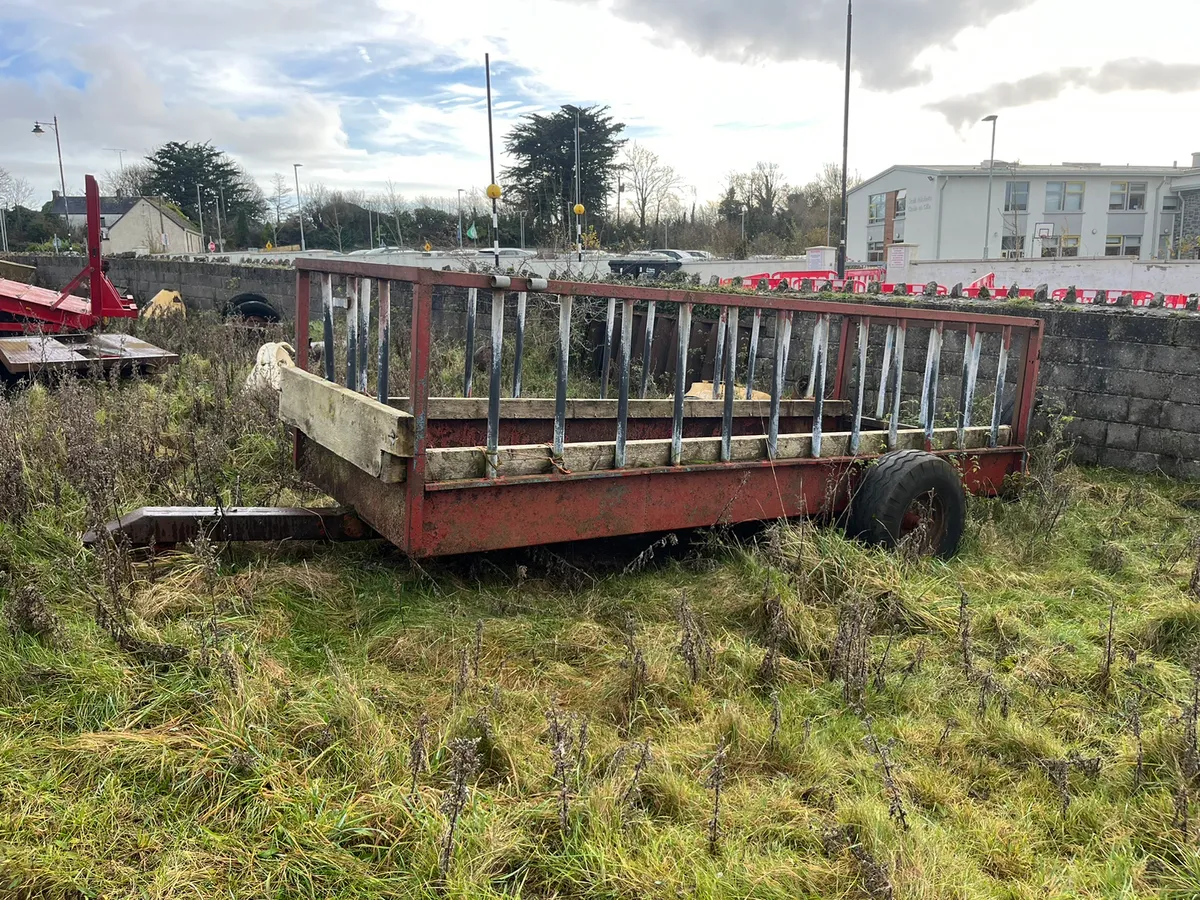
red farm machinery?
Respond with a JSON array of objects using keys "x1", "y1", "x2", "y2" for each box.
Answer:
[
  {"x1": 92, "y1": 259, "x2": 1043, "y2": 559},
  {"x1": 0, "y1": 174, "x2": 176, "y2": 376}
]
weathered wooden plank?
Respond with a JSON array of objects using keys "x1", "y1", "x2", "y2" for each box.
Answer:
[
  {"x1": 279, "y1": 366, "x2": 414, "y2": 482},
  {"x1": 425, "y1": 425, "x2": 1011, "y2": 482}
]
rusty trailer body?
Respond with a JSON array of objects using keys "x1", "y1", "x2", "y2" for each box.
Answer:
[{"x1": 285, "y1": 261, "x2": 1042, "y2": 558}]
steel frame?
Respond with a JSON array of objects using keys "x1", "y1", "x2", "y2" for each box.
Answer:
[{"x1": 292, "y1": 261, "x2": 1043, "y2": 557}]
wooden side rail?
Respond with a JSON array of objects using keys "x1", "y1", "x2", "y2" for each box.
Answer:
[
  {"x1": 280, "y1": 367, "x2": 414, "y2": 483},
  {"x1": 426, "y1": 425, "x2": 1011, "y2": 483}
]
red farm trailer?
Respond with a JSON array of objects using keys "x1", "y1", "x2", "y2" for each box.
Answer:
[
  {"x1": 89, "y1": 260, "x2": 1042, "y2": 558},
  {"x1": 273, "y1": 261, "x2": 1041, "y2": 559},
  {"x1": 0, "y1": 174, "x2": 176, "y2": 375}
]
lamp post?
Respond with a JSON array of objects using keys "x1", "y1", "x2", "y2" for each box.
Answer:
[
  {"x1": 574, "y1": 106, "x2": 583, "y2": 262},
  {"x1": 32, "y1": 116, "x2": 68, "y2": 226},
  {"x1": 740, "y1": 208, "x2": 746, "y2": 244},
  {"x1": 836, "y1": 0, "x2": 852, "y2": 279},
  {"x1": 293, "y1": 163, "x2": 306, "y2": 251},
  {"x1": 196, "y1": 184, "x2": 205, "y2": 251},
  {"x1": 981, "y1": 115, "x2": 998, "y2": 260}
]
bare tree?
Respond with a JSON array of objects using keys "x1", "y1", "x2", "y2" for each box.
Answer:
[
  {"x1": 382, "y1": 180, "x2": 408, "y2": 246},
  {"x1": 267, "y1": 173, "x2": 293, "y2": 244},
  {"x1": 100, "y1": 163, "x2": 153, "y2": 198},
  {"x1": 750, "y1": 161, "x2": 788, "y2": 216},
  {"x1": 0, "y1": 168, "x2": 34, "y2": 209},
  {"x1": 623, "y1": 143, "x2": 681, "y2": 231},
  {"x1": 805, "y1": 162, "x2": 863, "y2": 246}
]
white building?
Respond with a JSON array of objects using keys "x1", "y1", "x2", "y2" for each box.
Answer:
[
  {"x1": 50, "y1": 192, "x2": 202, "y2": 254},
  {"x1": 847, "y1": 153, "x2": 1200, "y2": 264}
]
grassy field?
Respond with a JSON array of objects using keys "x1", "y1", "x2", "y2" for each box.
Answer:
[{"x1": 2, "y1": 319, "x2": 1200, "y2": 899}]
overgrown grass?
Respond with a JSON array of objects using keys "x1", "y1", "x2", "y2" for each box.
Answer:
[{"x1": 2, "y1": 322, "x2": 1200, "y2": 899}]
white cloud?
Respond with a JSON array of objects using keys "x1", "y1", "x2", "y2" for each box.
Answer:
[{"x1": 1, "y1": 0, "x2": 1198, "y2": 207}]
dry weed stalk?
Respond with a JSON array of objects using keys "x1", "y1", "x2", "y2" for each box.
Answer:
[
  {"x1": 621, "y1": 739, "x2": 652, "y2": 806},
  {"x1": 1099, "y1": 597, "x2": 1117, "y2": 693},
  {"x1": 545, "y1": 706, "x2": 586, "y2": 833},
  {"x1": 472, "y1": 619, "x2": 483, "y2": 680},
  {"x1": 622, "y1": 532, "x2": 678, "y2": 575},
  {"x1": 3, "y1": 582, "x2": 62, "y2": 646},
  {"x1": 704, "y1": 737, "x2": 729, "y2": 856},
  {"x1": 863, "y1": 716, "x2": 908, "y2": 830},
  {"x1": 675, "y1": 591, "x2": 712, "y2": 684},
  {"x1": 1040, "y1": 758, "x2": 1071, "y2": 814},
  {"x1": 831, "y1": 594, "x2": 872, "y2": 711},
  {"x1": 438, "y1": 737, "x2": 481, "y2": 877},
  {"x1": 453, "y1": 646, "x2": 470, "y2": 704},
  {"x1": 756, "y1": 589, "x2": 786, "y2": 686},
  {"x1": 622, "y1": 614, "x2": 648, "y2": 730},
  {"x1": 768, "y1": 690, "x2": 782, "y2": 754},
  {"x1": 958, "y1": 587, "x2": 973, "y2": 674}
]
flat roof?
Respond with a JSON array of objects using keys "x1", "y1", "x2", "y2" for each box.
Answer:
[{"x1": 850, "y1": 163, "x2": 1200, "y2": 194}]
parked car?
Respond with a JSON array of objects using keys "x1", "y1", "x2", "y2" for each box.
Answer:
[
  {"x1": 608, "y1": 256, "x2": 683, "y2": 278},
  {"x1": 684, "y1": 249, "x2": 714, "y2": 259},
  {"x1": 474, "y1": 247, "x2": 536, "y2": 259},
  {"x1": 648, "y1": 249, "x2": 695, "y2": 261}
]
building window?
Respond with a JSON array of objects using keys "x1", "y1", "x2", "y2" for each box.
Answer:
[
  {"x1": 1001, "y1": 235, "x2": 1025, "y2": 259},
  {"x1": 1163, "y1": 195, "x2": 1181, "y2": 212},
  {"x1": 1040, "y1": 235, "x2": 1080, "y2": 258},
  {"x1": 1045, "y1": 181, "x2": 1084, "y2": 212},
  {"x1": 1105, "y1": 235, "x2": 1142, "y2": 256},
  {"x1": 1004, "y1": 181, "x2": 1029, "y2": 213},
  {"x1": 1109, "y1": 181, "x2": 1147, "y2": 211},
  {"x1": 867, "y1": 240, "x2": 885, "y2": 263},
  {"x1": 893, "y1": 189, "x2": 906, "y2": 218},
  {"x1": 868, "y1": 194, "x2": 886, "y2": 224}
]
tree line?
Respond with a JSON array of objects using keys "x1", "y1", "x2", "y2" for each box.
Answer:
[{"x1": 1, "y1": 109, "x2": 861, "y2": 255}]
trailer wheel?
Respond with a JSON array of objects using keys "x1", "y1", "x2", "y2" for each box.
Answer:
[{"x1": 848, "y1": 450, "x2": 966, "y2": 559}]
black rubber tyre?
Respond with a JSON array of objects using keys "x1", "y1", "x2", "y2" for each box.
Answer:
[
  {"x1": 848, "y1": 450, "x2": 966, "y2": 559},
  {"x1": 225, "y1": 295, "x2": 281, "y2": 325}
]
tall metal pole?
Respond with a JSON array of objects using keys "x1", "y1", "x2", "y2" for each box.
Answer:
[
  {"x1": 458, "y1": 188, "x2": 464, "y2": 249},
  {"x1": 293, "y1": 163, "x2": 306, "y2": 251},
  {"x1": 575, "y1": 107, "x2": 582, "y2": 262},
  {"x1": 519, "y1": 211, "x2": 526, "y2": 249},
  {"x1": 982, "y1": 115, "x2": 998, "y2": 259},
  {"x1": 837, "y1": 0, "x2": 852, "y2": 279},
  {"x1": 53, "y1": 116, "x2": 66, "y2": 208},
  {"x1": 196, "y1": 184, "x2": 205, "y2": 250},
  {"x1": 214, "y1": 189, "x2": 224, "y2": 252},
  {"x1": 485, "y1": 53, "x2": 500, "y2": 269}
]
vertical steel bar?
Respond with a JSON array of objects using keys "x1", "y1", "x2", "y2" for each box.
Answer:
[
  {"x1": 320, "y1": 272, "x2": 334, "y2": 382},
  {"x1": 888, "y1": 321, "x2": 907, "y2": 449},
  {"x1": 924, "y1": 322, "x2": 944, "y2": 447},
  {"x1": 919, "y1": 326, "x2": 936, "y2": 427},
  {"x1": 721, "y1": 310, "x2": 736, "y2": 461},
  {"x1": 464, "y1": 287, "x2": 477, "y2": 397},
  {"x1": 512, "y1": 291, "x2": 527, "y2": 398},
  {"x1": 745, "y1": 308, "x2": 762, "y2": 399},
  {"x1": 405, "y1": 278, "x2": 433, "y2": 555},
  {"x1": 780, "y1": 312, "x2": 793, "y2": 389},
  {"x1": 376, "y1": 280, "x2": 391, "y2": 403},
  {"x1": 357, "y1": 277, "x2": 371, "y2": 393},
  {"x1": 850, "y1": 317, "x2": 869, "y2": 454},
  {"x1": 768, "y1": 311, "x2": 789, "y2": 458},
  {"x1": 599, "y1": 297, "x2": 616, "y2": 400},
  {"x1": 486, "y1": 289, "x2": 504, "y2": 477},
  {"x1": 811, "y1": 315, "x2": 829, "y2": 456},
  {"x1": 876, "y1": 323, "x2": 895, "y2": 419},
  {"x1": 711, "y1": 307, "x2": 728, "y2": 398},
  {"x1": 553, "y1": 295, "x2": 573, "y2": 456},
  {"x1": 345, "y1": 276, "x2": 358, "y2": 390},
  {"x1": 957, "y1": 324, "x2": 981, "y2": 449},
  {"x1": 615, "y1": 298, "x2": 634, "y2": 468},
  {"x1": 671, "y1": 303, "x2": 692, "y2": 465},
  {"x1": 639, "y1": 300, "x2": 657, "y2": 399},
  {"x1": 990, "y1": 325, "x2": 1012, "y2": 447},
  {"x1": 806, "y1": 315, "x2": 823, "y2": 397}
]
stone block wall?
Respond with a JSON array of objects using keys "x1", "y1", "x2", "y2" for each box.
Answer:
[{"x1": 4, "y1": 254, "x2": 296, "y2": 318}]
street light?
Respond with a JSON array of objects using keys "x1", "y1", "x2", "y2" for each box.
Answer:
[
  {"x1": 32, "y1": 116, "x2": 68, "y2": 225},
  {"x1": 981, "y1": 115, "x2": 998, "y2": 260},
  {"x1": 836, "y1": 0, "x2": 852, "y2": 279},
  {"x1": 293, "y1": 163, "x2": 306, "y2": 251},
  {"x1": 574, "y1": 107, "x2": 583, "y2": 262}
]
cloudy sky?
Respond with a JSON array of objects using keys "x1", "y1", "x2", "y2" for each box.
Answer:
[{"x1": 3, "y1": 0, "x2": 1199, "y2": 206}]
